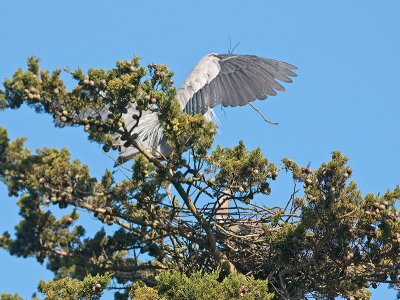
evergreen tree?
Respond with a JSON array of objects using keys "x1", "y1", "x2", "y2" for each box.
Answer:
[{"x1": 1, "y1": 56, "x2": 399, "y2": 299}]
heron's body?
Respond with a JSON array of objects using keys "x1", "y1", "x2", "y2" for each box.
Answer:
[{"x1": 115, "y1": 53, "x2": 297, "y2": 162}]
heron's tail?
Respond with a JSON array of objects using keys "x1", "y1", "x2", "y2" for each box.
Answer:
[{"x1": 113, "y1": 109, "x2": 166, "y2": 165}]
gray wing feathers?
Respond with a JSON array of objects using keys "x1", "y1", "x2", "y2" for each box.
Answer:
[
  {"x1": 179, "y1": 54, "x2": 297, "y2": 114},
  {"x1": 113, "y1": 53, "x2": 296, "y2": 163},
  {"x1": 176, "y1": 54, "x2": 221, "y2": 111}
]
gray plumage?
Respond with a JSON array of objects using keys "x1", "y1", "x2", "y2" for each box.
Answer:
[{"x1": 115, "y1": 53, "x2": 297, "y2": 162}]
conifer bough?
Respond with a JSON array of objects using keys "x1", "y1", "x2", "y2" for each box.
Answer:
[{"x1": 0, "y1": 54, "x2": 399, "y2": 299}]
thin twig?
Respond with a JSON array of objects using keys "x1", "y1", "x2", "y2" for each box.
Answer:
[{"x1": 249, "y1": 103, "x2": 279, "y2": 125}]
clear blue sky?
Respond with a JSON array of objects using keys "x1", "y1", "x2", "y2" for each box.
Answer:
[{"x1": 1, "y1": 0, "x2": 399, "y2": 298}]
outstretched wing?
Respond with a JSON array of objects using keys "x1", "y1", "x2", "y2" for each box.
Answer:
[{"x1": 177, "y1": 54, "x2": 297, "y2": 116}]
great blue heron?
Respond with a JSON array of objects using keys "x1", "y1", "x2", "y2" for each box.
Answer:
[{"x1": 113, "y1": 53, "x2": 297, "y2": 162}]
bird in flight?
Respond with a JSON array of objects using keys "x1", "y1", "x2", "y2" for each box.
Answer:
[{"x1": 113, "y1": 53, "x2": 297, "y2": 163}]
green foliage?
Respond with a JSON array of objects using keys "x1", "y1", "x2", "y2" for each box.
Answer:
[
  {"x1": 1, "y1": 54, "x2": 400, "y2": 299},
  {"x1": 130, "y1": 283, "x2": 165, "y2": 300},
  {"x1": 37, "y1": 273, "x2": 111, "y2": 300},
  {"x1": 0, "y1": 127, "x2": 9, "y2": 162},
  {"x1": 129, "y1": 270, "x2": 273, "y2": 300},
  {"x1": 0, "y1": 89, "x2": 6, "y2": 110},
  {"x1": 0, "y1": 294, "x2": 23, "y2": 300},
  {"x1": 207, "y1": 141, "x2": 277, "y2": 198}
]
